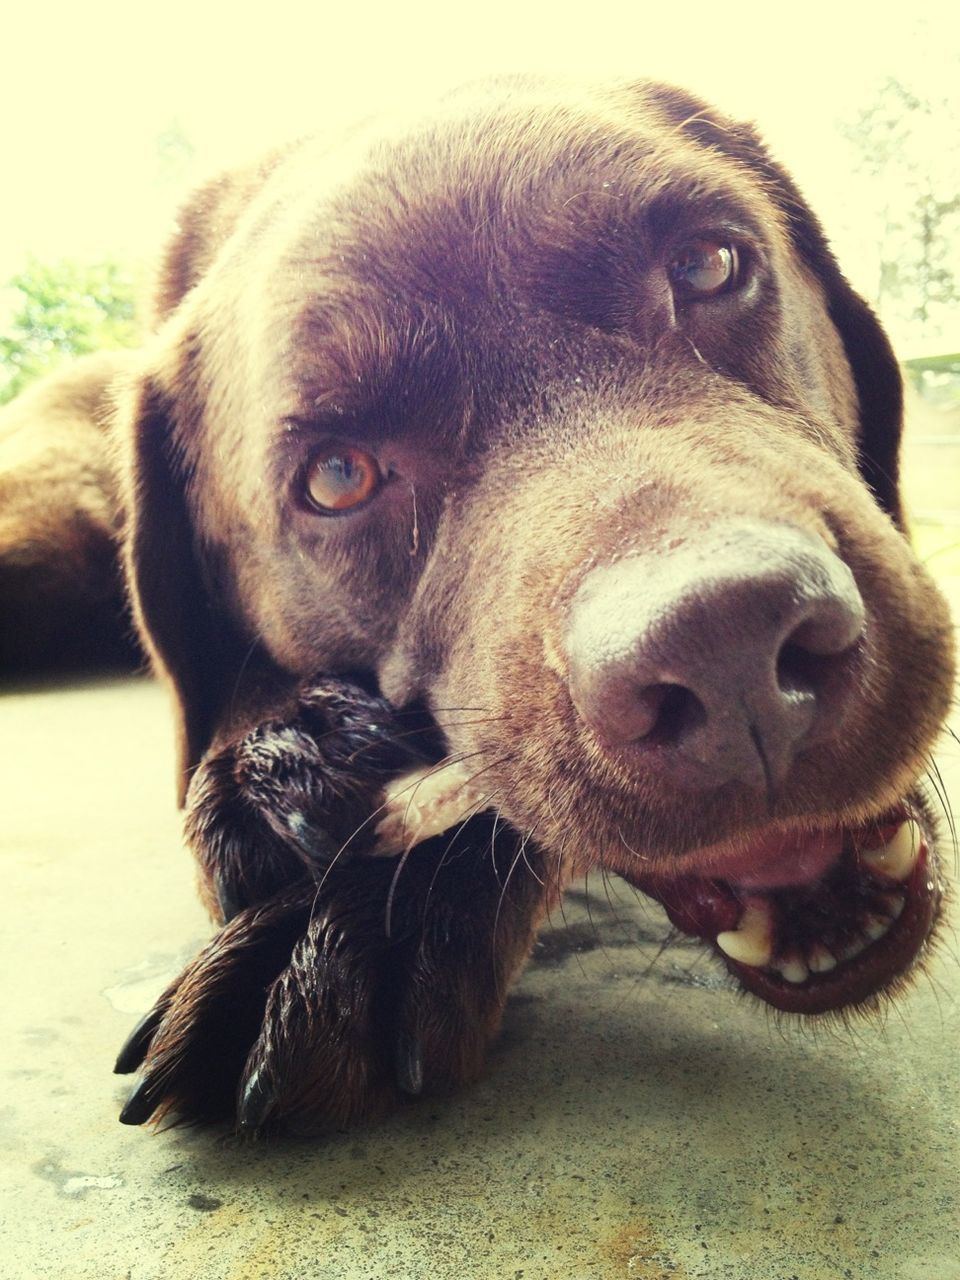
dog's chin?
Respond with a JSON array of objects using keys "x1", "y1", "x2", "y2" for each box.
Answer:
[{"x1": 619, "y1": 792, "x2": 944, "y2": 1015}]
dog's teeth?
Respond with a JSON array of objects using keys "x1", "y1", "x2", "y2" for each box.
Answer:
[
  {"x1": 863, "y1": 913, "x2": 892, "y2": 942},
  {"x1": 861, "y1": 821, "x2": 921, "y2": 883},
  {"x1": 838, "y1": 935, "x2": 869, "y2": 962},
  {"x1": 716, "y1": 901, "x2": 774, "y2": 967},
  {"x1": 372, "y1": 763, "x2": 488, "y2": 856},
  {"x1": 775, "y1": 954, "x2": 809, "y2": 984},
  {"x1": 807, "y1": 945, "x2": 837, "y2": 974},
  {"x1": 878, "y1": 892, "x2": 905, "y2": 920}
]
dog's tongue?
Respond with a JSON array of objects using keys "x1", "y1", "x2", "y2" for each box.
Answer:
[{"x1": 670, "y1": 824, "x2": 845, "y2": 890}]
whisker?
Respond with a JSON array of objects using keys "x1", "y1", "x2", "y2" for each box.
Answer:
[
  {"x1": 492, "y1": 822, "x2": 541, "y2": 984},
  {"x1": 387, "y1": 705, "x2": 515, "y2": 733},
  {"x1": 598, "y1": 863, "x2": 630, "y2": 932},
  {"x1": 923, "y1": 754, "x2": 958, "y2": 869},
  {"x1": 382, "y1": 752, "x2": 517, "y2": 935},
  {"x1": 579, "y1": 866, "x2": 604, "y2": 954},
  {"x1": 488, "y1": 804, "x2": 507, "y2": 892},
  {"x1": 383, "y1": 842, "x2": 418, "y2": 941},
  {"x1": 544, "y1": 834, "x2": 570, "y2": 931},
  {"x1": 306, "y1": 749, "x2": 488, "y2": 921},
  {"x1": 519, "y1": 835, "x2": 546, "y2": 887},
  {"x1": 410, "y1": 787, "x2": 510, "y2": 935},
  {"x1": 226, "y1": 634, "x2": 267, "y2": 724},
  {"x1": 618, "y1": 827, "x2": 652, "y2": 863}
]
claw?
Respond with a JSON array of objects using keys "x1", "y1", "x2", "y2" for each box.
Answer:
[
  {"x1": 118, "y1": 1074, "x2": 161, "y2": 1126},
  {"x1": 114, "y1": 1005, "x2": 167, "y2": 1075},
  {"x1": 214, "y1": 870, "x2": 245, "y2": 923},
  {"x1": 237, "y1": 1065, "x2": 275, "y2": 1134},
  {"x1": 395, "y1": 1032, "x2": 424, "y2": 1096}
]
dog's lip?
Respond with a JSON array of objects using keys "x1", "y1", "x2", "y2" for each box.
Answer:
[
  {"x1": 627, "y1": 808, "x2": 942, "y2": 1014},
  {"x1": 664, "y1": 821, "x2": 849, "y2": 889}
]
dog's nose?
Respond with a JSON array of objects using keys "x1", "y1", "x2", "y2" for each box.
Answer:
[{"x1": 565, "y1": 522, "x2": 865, "y2": 791}]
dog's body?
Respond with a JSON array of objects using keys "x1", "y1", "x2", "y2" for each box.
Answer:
[{"x1": 1, "y1": 77, "x2": 954, "y2": 1134}]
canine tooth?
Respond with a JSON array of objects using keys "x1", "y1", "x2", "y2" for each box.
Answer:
[
  {"x1": 716, "y1": 901, "x2": 773, "y2": 967},
  {"x1": 372, "y1": 763, "x2": 488, "y2": 855},
  {"x1": 775, "y1": 955, "x2": 809, "y2": 984},
  {"x1": 807, "y1": 945, "x2": 837, "y2": 973},
  {"x1": 861, "y1": 821, "x2": 921, "y2": 883}
]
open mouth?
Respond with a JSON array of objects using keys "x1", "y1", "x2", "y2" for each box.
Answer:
[
  {"x1": 628, "y1": 804, "x2": 944, "y2": 1013},
  {"x1": 371, "y1": 763, "x2": 944, "y2": 1016}
]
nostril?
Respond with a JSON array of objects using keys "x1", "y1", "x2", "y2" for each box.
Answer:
[
  {"x1": 773, "y1": 599, "x2": 865, "y2": 711},
  {"x1": 636, "y1": 682, "x2": 707, "y2": 747},
  {"x1": 785, "y1": 601, "x2": 865, "y2": 658},
  {"x1": 776, "y1": 607, "x2": 864, "y2": 701},
  {"x1": 776, "y1": 641, "x2": 832, "y2": 699}
]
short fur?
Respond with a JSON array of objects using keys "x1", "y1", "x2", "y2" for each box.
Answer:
[{"x1": 1, "y1": 76, "x2": 954, "y2": 1133}]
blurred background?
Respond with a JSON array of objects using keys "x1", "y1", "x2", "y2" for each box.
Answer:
[{"x1": 2, "y1": 0, "x2": 958, "y2": 577}]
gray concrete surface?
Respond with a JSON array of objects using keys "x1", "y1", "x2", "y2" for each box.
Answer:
[{"x1": 2, "y1": 666, "x2": 958, "y2": 1280}]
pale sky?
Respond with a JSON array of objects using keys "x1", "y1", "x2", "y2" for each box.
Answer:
[{"x1": 2, "y1": 0, "x2": 958, "y2": 351}]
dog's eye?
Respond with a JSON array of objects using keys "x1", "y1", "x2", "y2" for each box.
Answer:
[
  {"x1": 668, "y1": 240, "x2": 739, "y2": 299},
  {"x1": 303, "y1": 445, "x2": 383, "y2": 513}
]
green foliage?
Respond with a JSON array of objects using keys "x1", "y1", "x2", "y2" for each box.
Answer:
[{"x1": 0, "y1": 258, "x2": 141, "y2": 405}]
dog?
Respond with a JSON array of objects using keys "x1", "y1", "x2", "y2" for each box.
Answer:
[{"x1": 1, "y1": 75, "x2": 955, "y2": 1135}]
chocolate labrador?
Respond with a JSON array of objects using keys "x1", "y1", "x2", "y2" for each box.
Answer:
[{"x1": 1, "y1": 76, "x2": 954, "y2": 1135}]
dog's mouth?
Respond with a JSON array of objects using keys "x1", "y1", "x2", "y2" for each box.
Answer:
[
  {"x1": 371, "y1": 764, "x2": 943, "y2": 1015},
  {"x1": 626, "y1": 805, "x2": 943, "y2": 1014}
]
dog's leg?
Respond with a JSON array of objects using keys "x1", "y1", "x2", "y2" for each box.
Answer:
[
  {"x1": 116, "y1": 819, "x2": 545, "y2": 1131},
  {"x1": 115, "y1": 673, "x2": 547, "y2": 1129},
  {"x1": 234, "y1": 820, "x2": 546, "y2": 1133}
]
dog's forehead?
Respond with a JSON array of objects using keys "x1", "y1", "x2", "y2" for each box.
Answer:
[
  {"x1": 295, "y1": 85, "x2": 778, "y2": 292},
  {"x1": 259, "y1": 82, "x2": 785, "y2": 417}
]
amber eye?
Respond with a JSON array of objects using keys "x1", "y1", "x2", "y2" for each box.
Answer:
[
  {"x1": 669, "y1": 240, "x2": 740, "y2": 299},
  {"x1": 303, "y1": 445, "x2": 383, "y2": 513}
]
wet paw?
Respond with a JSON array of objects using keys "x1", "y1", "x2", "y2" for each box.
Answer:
[
  {"x1": 115, "y1": 821, "x2": 545, "y2": 1134},
  {"x1": 115, "y1": 887, "x2": 315, "y2": 1124},
  {"x1": 185, "y1": 676, "x2": 429, "y2": 921}
]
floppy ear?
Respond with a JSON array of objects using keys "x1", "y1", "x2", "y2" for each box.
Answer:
[
  {"x1": 116, "y1": 155, "x2": 290, "y2": 801},
  {"x1": 803, "y1": 272, "x2": 904, "y2": 529},
  {"x1": 649, "y1": 87, "x2": 906, "y2": 528},
  {"x1": 116, "y1": 370, "x2": 250, "y2": 804},
  {"x1": 734, "y1": 137, "x2": 905, "y2": 527}
]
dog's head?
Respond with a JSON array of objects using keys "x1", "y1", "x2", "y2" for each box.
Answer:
[{"x1": 117, "y1": 77, "x2": 955, "y2": 1016}]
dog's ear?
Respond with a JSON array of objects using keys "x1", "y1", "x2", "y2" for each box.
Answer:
[
  {"x1": 116, "y1": 370, "x2": 249, "y2": 804},
  {"x1": 117, "y1": 156, "x2": 290, "y2": 800},
  {"x1": 149, "y1": 151, "x2": 285, "y2": 323},
  {"x1": 648, "y1": 87, "x2": 905, "y2": 528}
]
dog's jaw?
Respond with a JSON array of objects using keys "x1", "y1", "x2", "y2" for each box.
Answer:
[
  {"x1": 621, "y1": 800, "x2": 944, "y2": 1015},
  {"x1": 369, "y1": 763, "x2": 945, "y2": 1016}
]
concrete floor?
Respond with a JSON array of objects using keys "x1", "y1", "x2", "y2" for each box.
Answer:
[{"x1": 2, "y1": 666, "x2": 959, "y2": 1280}]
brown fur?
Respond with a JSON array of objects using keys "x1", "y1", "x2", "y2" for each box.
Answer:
[
  {"x1": 2, "y1": 76, "x2": 954, "y2": 1132},
  {"x1": 0, "y1": 351, "x2": 139, "y2": 670}
]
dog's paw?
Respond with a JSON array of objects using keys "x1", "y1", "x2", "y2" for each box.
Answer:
[
  {"x1": 114, "y1": 887, "x2": 314, "y2": 1124},
  {"x1": 185, "y1": 677, "x2": 429, "y2": 921},
  {"x1": 115, "y1": 822, "x2": 545, "y2": 1134}
]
